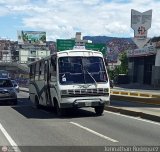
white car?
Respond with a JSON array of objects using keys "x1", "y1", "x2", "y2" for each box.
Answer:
[{"x1": 0, "y1": 78, "x2": 17, "y2": 105}]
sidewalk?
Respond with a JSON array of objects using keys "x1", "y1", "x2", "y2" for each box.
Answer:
[{"x1": 109, "y1": 83, "x2": 160, "y2": 122}]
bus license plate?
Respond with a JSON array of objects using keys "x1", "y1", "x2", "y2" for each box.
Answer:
[{"x1": 85, "y1": 102, "x2": 91, "y2": 106}]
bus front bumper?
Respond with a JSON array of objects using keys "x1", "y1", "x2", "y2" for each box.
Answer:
[{"x1": 60, "y1": 96, "x2": 110, "y2": 108}]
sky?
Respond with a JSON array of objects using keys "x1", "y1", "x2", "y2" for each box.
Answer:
[{"x1": 0, "y1": 0, "x2": 160, "y2": 41}]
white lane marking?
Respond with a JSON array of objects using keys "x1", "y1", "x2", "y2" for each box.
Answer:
[
  {"x1": 104, "y1": 110, "x2": 160, "y2": 126},
  {"x1": 70, "y1": 122, "x2": 118, "y2": 143},
  {"x1": 0, "y1": 123, "x2": 21, "y2": 151}
]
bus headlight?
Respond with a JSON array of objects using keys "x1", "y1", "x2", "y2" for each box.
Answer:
[
  {"x1": 61, "y1": 90, "x2": 68, "y2": 95},
  {"x1": 104, "y1": 88, "x2": 109, "y2": 93}
]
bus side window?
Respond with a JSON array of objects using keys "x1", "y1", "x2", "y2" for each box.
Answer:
[
  {"x1": 39, "y1": 62, "x2": 41, "y2": 80},
  {"x1": 40, "y1": 61, "x2": 44, "y2": 80},
  {"x1": 44, "y1": 61, "x2": 49, "y2": 81},
  {"x1": 53, "y1": 62, "x2": 56, "y2": 71},
  {"x1": 33, "y1": 63, "x2": 36, "y2": 80},
  {"x1": 35, "y1": 63, "x2": 39, "y2": 80},
  {"x1": 30, "y1": 65, "x2": 33, "y2": 80},
  {"x1": 30, "y1": 64, "x2": 36, "y2": 81},
  {"x1": 51, "y1": 56, "x2": 56, "y2": 71},
  {"x1": 50, "y1": 57, "x2": 57, "y2": 81}
]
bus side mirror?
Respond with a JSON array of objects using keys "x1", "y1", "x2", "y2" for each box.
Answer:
[
  {"x1": 51, "y1": 59, "x2": 55, "y2": 65},
  {"x1": 51, "y1": 56, "x2": 56, "y2": 71},
  {"x1": 104, "y1": 58, "x2": 108, "y2": 66},
  {"x1": 14, "y1": 84, "x2": 17, "y2": 87}
]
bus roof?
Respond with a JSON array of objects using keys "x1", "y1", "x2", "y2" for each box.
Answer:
[{"x1": 28, "y1": 49, "x2": 103, "y2": 66}]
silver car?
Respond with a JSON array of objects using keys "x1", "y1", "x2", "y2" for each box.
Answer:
[
  {"x1": 11, "y1": 80, "x2": 20, "y2": 93},
  {"x1": 0, "y1": 78, "x2": 17, "y2": 105}
]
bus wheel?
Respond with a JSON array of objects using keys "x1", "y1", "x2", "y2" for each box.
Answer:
[
  {"x1": 35, "y1": 96, "x2": 40, "y2": 109},
  {"x1": 94, "y1": 106, "x2": 104, "y2": 116},
  {"x1": 55, "y1": 101, "x2": 65, "y2": 117}
]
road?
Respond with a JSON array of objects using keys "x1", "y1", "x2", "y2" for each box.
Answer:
[{"x1": 0, "y1": 91, "x2": 160, "y2": 152}]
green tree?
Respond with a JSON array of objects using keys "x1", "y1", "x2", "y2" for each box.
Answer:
[
  {"x1": 108, "y1": 51, "x2": 128, "y2": 80},
  {"x1": 119, "y1": 51, "x2": 128, "y2": 74}
]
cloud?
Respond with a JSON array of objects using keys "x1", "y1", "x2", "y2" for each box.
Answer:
[
  {"x1": 0, "y1": 0, "x2": 29, "y2": 5},
  {"x1": 82, "y1": 0, "x2": 102, "y2": 5},
  {"x1": 0, "y1": 0, "x2": 160, "y2": 40},
  {"x1": 8, "y1": 5, "x2": 50, "y2": 14},
  {"x1": 0, "y1": 7, "x2": 10, "y2": 16}
]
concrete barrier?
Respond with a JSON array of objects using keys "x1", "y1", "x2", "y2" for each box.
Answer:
[
  {"x1": 111, "y1": 89, "x2": 160, "y2": 106},
  {"x1": 111, "y1": 90, "x2": 160, "y2": 98}
]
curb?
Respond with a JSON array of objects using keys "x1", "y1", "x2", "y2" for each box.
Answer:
[{"x1": 105, "y1": 106, "x2": 160, "y2": 123}]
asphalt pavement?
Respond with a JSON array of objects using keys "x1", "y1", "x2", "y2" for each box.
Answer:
[{"x1": 0, "y1": 91, "x2": 160, "y2": 152}]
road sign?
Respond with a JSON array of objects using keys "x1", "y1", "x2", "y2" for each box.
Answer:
[
  {"x1": 131, "y1": 9, "x2": 152, "y2": 39},
  {"x1": 56, "y1": 39, "x2": 75, "y2": 51},
  {"x1": 85, "y1": 43, "x2": 106, "y2": 55},
  {"x1": 131, "y1": 9, "x2": 152, "y2": 48},
  {"x1": 132, "y1": 38, "x2": 150, "y2": 49}
]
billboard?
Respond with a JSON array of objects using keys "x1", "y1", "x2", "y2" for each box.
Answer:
[
  {"x1": 17, "y1": 31, "x2": 46, "y2": 45},
  {"x1": 131, "y1": 9, "x2": 152, "y2": 40},
  {"x1": 56, "y1": 39, "x2": 75, "y2": 51},
  {"x1": 106, "y1": 46, "x2": 119, "y2": 63},
  {"x1": 127, "y1": 44, "x2": 156, "y2": 57}
]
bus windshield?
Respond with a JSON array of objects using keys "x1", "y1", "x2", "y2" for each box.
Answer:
[{"x1": 58, "y1": 56, "x2": 108, "y2": 85}]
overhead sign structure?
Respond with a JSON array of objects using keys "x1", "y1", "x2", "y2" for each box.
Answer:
[
  {"x1": 85, "y1": 43, "x2": 106, "y2": 55},
  {"x1": 131, "y1": 9, "x2": 152, "y2": 48},
  {"x1": 56, "y1": 39, "x2": 75, "y2": 51},
  {"x1": 56, "y1": 40, "x2": 106, "y2": 55},
  {"x1": 17, "y1": 31, "x2": 46, "y2": 45}
]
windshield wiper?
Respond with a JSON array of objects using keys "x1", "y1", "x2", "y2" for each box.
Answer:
[{"x1": 84, "y1": 68, "x2": 98, "y2": 88}]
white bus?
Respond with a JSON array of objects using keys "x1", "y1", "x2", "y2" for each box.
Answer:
[{"x1": 28, "y1": 48, "x2": 110, "y2": 116}]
